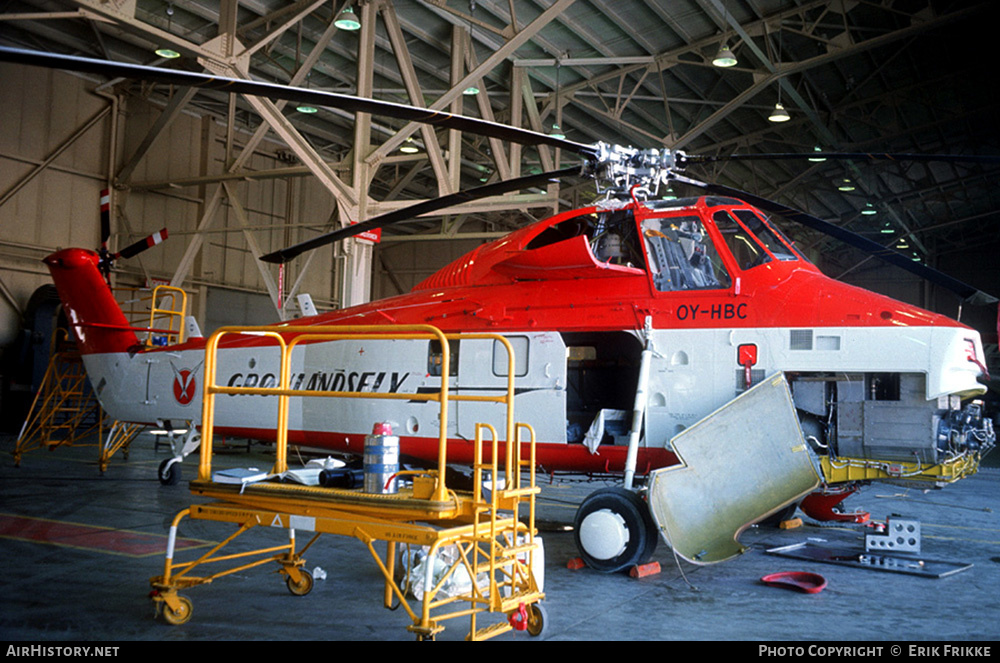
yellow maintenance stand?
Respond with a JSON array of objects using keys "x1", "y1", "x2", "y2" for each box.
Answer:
[
  {"x1": 13, "y1": 331, "x2": 102, "y2": 466},
  {"x1": 14, "y1": 283, "x2": 191, "y2": 471},
  {"x1": 12, "y1": 329, "x2": 144, "y2": 472},
  {"x1": 150, "y1": 325, "x2": 546, "y2": 641}
]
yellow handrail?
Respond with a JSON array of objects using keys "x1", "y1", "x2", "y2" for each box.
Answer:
[
  {"x1": 198, "y1": 324, "x2": 519, "y2": 504},
  {"x1": 147, "y1": 285, "x2": 187, "y2": 346}
]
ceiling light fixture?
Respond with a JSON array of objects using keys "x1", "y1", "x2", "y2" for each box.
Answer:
[
  {"x1": 808, "y1": 146, "x2": 826, "y2": 162},
  {"x1": 768, "y1": 103, "x2": 790, "y2": 122},
  {"x1": 155, "y1": 4, "x2": 181, "y2": 59},
  {"x1": 296, "y1": 73, "x2": 318, "y2": 113},
  {"x1": 462, "y1": 1, "x2": 480, "y2": 95},
  {"x1": 334, "y1": 6, "x2": 361, "y2": 31},
  {"x1": 713, "y1": 0, "x2": 737, "y2": 67},
  {"x1": 548, "y1": 123, "x2": 565, "y2": 139},
  {"x1": 713, "y1": 43, "x2": 737, "y2": 68},
  {"x1": 838, "y1": 178, "x2": 855, "y2": 192},
  {"x1": 767, "y1": 26, "x2": 790, "y2": 123},
  {"x1": 863, "y1": 203, "x2": 878, "y2": 216},
  {"x1": 399, "y1": 137, "x2": 419, "y2": 154}
]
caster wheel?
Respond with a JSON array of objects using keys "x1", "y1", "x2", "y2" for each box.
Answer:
[
  {"x1": 526, "y1": 602, "x2": 548, "y2": 637},
  {"x1": 573, "y1": 487, "x2": 658, "y2": 573},
  {"x1": 161, "y1": 595, "x2": 193, "y2": 625},
  {"x1": 286, "y1": 569, "x2": 314, "y2": 596},
  {"x1": 158, "y1": 458, "x2": 180, "y2": 486}
]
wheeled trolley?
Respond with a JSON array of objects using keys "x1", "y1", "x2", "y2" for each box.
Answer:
[{"x1": 150, "y1": 325, "x2": 546, "y2": 640}]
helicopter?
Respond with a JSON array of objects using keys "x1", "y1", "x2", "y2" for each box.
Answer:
[{"x1": 3, "y1": 46, "x2": 996, "y2": 573}]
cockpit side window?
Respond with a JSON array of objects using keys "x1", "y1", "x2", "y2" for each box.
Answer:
[
  {"x1": 713, "y1": 210, "x2": 772, "y2": 270},
  {"x1": 641, "y1": 215, "x2": 732, "y2": 291},
  {"x1": 590, "y1": 209, "x2": 646, "y2": 269},
  {"x1": 733, "y1": 210, "x2": 798, "y2": 261}
]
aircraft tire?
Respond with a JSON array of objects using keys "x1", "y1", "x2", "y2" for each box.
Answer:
[
  {"x1": 158, "y1": 458, "x2": 180, "y2": 486},
  {"x1": 573, "y1": 487, "x2": 658, "y2": 573}
]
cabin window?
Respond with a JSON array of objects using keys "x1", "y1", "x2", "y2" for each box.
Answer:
[
  {"x1": 526, "y1": 214, "x2": 595, "y2": 250},
  {"x1": 641, "y1": 215, "x2": 732, "y2": 291},
  {"x1": 493, "y1": 336, "x2": 529, "y2": 377},
  {"x1": 733, "y1": 210, "x2": 798, "y2": 261},
  {"x1": 713, "y1": 211, "x2": 771, "y2": 270},
  {"x1": 428, "y1": 339, "x2": 459, "y2": 377}
]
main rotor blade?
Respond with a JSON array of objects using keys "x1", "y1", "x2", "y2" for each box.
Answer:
[
  {"x1": 261, "y1": 166, "x2": 580, "y2": 264},
  {"x1": 672, "y1": 174, "x2": 998, "y2": 305},
  {"x1": 0, "y1": 47, "x2": 599, "y2": 158},
  {"x1": 684, "y1": 152, "x2": 1000, "y2": 166}
]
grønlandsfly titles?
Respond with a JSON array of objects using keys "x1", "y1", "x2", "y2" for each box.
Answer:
[{"x1": 759, "y1": 645, "x2": 992, "y2": 657}]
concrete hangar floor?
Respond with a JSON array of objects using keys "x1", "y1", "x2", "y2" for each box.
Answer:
[{"x1": 0, "y1": 432, "x2": 998, "y2": 643}]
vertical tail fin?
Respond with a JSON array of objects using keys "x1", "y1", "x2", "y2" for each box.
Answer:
[{"x1": 43, "y1": 248, "x2": 139, "y2": 355}]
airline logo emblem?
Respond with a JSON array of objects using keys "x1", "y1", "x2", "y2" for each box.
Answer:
[{"x1": 171, "y1": 361, "x2": 203, "y2": 406}]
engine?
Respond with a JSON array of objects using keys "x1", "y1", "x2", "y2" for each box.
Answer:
[{"x1": 791, "y1": 372, "x2": 994, "y2": 485}]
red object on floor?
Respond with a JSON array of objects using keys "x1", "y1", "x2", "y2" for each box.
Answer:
[
  {"x1": 629, "y1": 562, "x2": 661, "y2": 578},
  {"x1": 800, "y1": 487, "x2": 870, "y2": 523},
  {"x1": 761, "y1": 572, "x2": 828, "y2": 594},
  {"x1": 566, "y1": 557, "x2": 586, "y2": 570}
]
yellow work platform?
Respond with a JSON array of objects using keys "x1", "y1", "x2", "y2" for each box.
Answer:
[{"x1": 150, "y1": 325, "x2": 547, "y2": 641}]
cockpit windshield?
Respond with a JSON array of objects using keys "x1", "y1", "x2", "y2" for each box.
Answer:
[
  {"x1": 732, "y1": 210, "x2": 799, "y2": 261},
  {"x1": 641, "y1": 215, "x2": 732, "y2": 291},
  {"x1": 713, "y1": 209, "x2": 800, "y2": 270}
]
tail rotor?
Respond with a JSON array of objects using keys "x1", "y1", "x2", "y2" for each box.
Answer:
[{"x1": 95, "y1": 188, "x2": 168, "y2": 284}]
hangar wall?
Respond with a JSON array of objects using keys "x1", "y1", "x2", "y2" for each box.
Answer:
[{"x1": 0, "y1": 62, "x2": 345, "y2": 349}]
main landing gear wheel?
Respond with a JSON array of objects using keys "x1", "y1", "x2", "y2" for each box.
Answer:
[
  {"x1": 574, "y1": 487, "x2": 658, "y2": 573},
  {"x1": 158, "y1": 458, "x2": 180, "y2": 486},
  {"x1": 285, "y1": 570, "x2": 314, "y2": 596},
  {"x1": 160, "y1": 595, "x2": 193, "y2": 625}
]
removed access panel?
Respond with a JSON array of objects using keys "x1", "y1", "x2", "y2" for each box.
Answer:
[{"x1": 647, "y1": 373, "x2": 822, "y2": 564}]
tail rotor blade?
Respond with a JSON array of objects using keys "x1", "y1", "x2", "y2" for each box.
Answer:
[
  {"x1": 261, "y1": 166, "x2": 580, "y2": 264},
  {"x1": 99, "y1": 188, "x2": 111, "y2": 247},
  {"x1": 115, "y1": 228, "x2": 168, "y2": 260}
]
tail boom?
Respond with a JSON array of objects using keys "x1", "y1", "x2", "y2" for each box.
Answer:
[{"x1": 44, "y1": 248, "x2": 139, "y2": 355}]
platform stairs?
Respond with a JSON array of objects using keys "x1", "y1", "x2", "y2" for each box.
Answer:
[{"x1": 13, "y1": 283, "x2": 190, "y2": 470}]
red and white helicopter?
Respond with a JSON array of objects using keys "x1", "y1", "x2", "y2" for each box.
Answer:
[{"x1": 5, "y1": 47, "x2": 996, "y2": 573}]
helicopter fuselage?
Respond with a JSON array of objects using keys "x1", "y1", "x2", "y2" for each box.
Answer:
[{"x1": 46, "y1": 196, "x2": 991, "y2": 478}]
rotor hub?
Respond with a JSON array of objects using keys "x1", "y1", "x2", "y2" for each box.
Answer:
[{"x1": 590, "y1": 143, "x2": 686, "y2": 199}]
